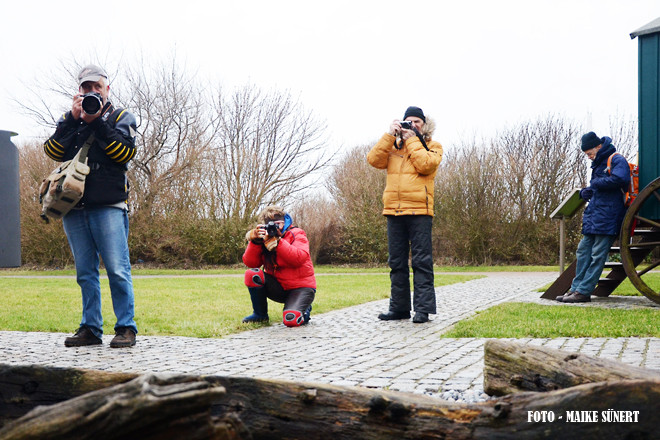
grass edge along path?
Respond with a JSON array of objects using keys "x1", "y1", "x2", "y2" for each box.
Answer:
[
  {"x1": 442, "y1": 302, "x2": 660, "y2": 338},
  {"x1": 0, "y1": 272, "x2": 481, "y2": 338}
]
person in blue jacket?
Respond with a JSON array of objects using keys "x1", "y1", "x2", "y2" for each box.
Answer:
[{"x1": 558, "y1": 131, "x2": 630, "y2": 303}]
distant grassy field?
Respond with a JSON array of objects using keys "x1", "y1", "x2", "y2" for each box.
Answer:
[
  {"x1": 0, "y1": 265, "x2": 558, "y2": 277},
  {"x1": 0, "y1": 270, "x2": 480, "y2": 338}
]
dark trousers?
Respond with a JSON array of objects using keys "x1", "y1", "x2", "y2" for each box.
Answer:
[
  {"x1": 387, "y1": 215, "x2": 436, "y2": 314},
  {"x1": 263, "y1": 273, "x2": 315, "y2": 312}
]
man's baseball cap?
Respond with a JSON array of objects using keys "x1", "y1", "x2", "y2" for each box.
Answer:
[{"x1": 77, "y1": 65, "x2": 108, "y2": 86}]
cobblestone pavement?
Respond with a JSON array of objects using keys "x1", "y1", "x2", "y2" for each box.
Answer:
[{"x1": 1, "y1": 272, "x2": 658, "y2": 401}]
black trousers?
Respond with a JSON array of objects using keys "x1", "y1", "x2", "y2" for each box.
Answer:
[
  {"x1": 387, "y1": 215, "x2": 436, "y2": 314},
  {"x1": 263, "y1": 273, "x2": 315, "y2": 312}
]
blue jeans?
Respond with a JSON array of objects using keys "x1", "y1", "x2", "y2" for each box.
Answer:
[
  {"x1": 570, "y1": 234, "x2": 616, "y2": 297},
  {"x1": 63, "y1": 207, "x2": 137, "y2": 338}
]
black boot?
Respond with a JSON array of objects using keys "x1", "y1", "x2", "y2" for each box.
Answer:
[
  {"x1": 242, "y1": 287, "x2": 269, "y2": 323},
  {"x1": 412, "y1": 312, "x2": 429, "y2": 323},
  {"x1": 378, "y1": 310, "x2": 410, "y2": 321},
  {"x1": 303, "y1": 305, "x2": 312, "y2": 324}
]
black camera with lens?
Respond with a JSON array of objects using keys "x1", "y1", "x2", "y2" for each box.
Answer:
[
  {"x1": 81, "y1": 92, "x2": 103, "y2": 115},
  {"x1": 399, "y1": 121, "x2": 413, "y2": 130},
  {"x1": 265, "y1": 221, "x2": 280, "y2": 237}
]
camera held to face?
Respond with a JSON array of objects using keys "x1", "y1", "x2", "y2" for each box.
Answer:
[
  {"x1": 399, "y1": 120, "x2": 414, "y2": 130},
  {"x1": 81, "y1": 92, "x2": 103, "y2": 115},
  {"x1": 265, "y1": 221, "x2": 280, "y2": 237}
]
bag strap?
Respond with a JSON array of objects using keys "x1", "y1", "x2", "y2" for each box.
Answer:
[
  {"x1": 77, "y1": 133, "x2": 95, "y2": 163},
  {"x1": 606, "y1": 152, "x2": 621, "y2": 174}
]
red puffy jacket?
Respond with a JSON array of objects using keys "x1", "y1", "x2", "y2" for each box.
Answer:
[{"x1": 242, "y1": 227, "x2": 316, "y2": 290}]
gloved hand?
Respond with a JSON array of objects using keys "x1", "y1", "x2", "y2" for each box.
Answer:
[
  {"x1": 246, "y1": 228, "x2": 265, "y2": 244},
  {"x1": 264, "y1": 236, "x2": 280, "y2": 251},
  {"x1": 580, "y1": 187, "x2": 593, "y2": 201}
]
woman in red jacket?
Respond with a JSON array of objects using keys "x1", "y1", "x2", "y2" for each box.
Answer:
[{"x1": 242, "y1": 206, "x2": 316, "y2": 326}]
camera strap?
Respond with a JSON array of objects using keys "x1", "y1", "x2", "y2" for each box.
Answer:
[
  {"x1": 395, "y1": 129, "x2": 430, "y2": 151},
  {"x1": 413, "y1": 128, "x2": 430, "y2": 151}
]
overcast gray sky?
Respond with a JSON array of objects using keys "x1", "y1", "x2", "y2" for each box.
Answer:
[{"x1": 1, "y1": 0, "x2": 658, "y2": 152}]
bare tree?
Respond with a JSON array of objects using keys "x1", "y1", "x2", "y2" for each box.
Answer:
[
  {"x1": 205, "y1": 84, "x2": 333, "y2": 223},
  {"x1": 290, "y1": 193, "x2": 337, "y2": 264},
  {"x1": 432, "y1": 116, "x2": 588, "y2": 265},
  {"x1": 326, "y1": 144, "x2": 387, "y2": 263},
  {"x1": 12, "y1": 55, "x2": 121, "y2": 131},
  {"x1": 607, "y1": 113, "x2": 638, "y2": 161},
  {"x1": 434, "y1": 143, "x2": 507, "y2": 264},
  {"x1": 494, "y1": 115, "x2": 586, "y2": 222},
  {"x1": 112, "y1": 59, "x2": 214, "y2": 216}
]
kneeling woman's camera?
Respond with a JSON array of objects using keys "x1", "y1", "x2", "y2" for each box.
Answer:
[
  {"x1": 399, "y1": 121, "x2": 413, "y2": 130},
  {"x1": 265, "y1": 221, "x2": 280, "y2": 237},
  {"x1": 81, "y1": 92, "x2": 103, "y2": 115}
]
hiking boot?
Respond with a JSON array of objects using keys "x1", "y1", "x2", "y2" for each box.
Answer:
[
  {"x1": 110, "y1": 327, "x2": 136, "y2": 348},
  {"x1": 412, "y1": 312, "x2": 429, "y2": 323},
  {"x1": 378, "y1": 311, "x2": 410, "y2": 321},
  {"x1": 562, "y1": 292, "x2": 591, "y2": 304},
  {"x1": 555, "y1": 291, "x2": 574, "y2": 302},
  {"x1": 64, "y1": 327, "x2": 102, "y2": 347}
]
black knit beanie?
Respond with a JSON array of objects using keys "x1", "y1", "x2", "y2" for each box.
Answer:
[
  {"x1": 581, "y1": 131, "x2": 602, "y2": 151},
  {"x1": 403, "y1": 106, "x2": 426, "y2": 122}
]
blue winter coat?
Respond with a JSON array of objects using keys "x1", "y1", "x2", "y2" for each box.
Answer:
[{"x1": 581, "y1": 138, "x2": 630, "y2": 236}]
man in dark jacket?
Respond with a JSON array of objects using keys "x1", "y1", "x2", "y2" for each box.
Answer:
[
  {"x1": 558, "y1": 131, "x2": 630, "y2": 303},
  {"x1": 44, "y1": 64, "x2": 138, "y2": 347}
]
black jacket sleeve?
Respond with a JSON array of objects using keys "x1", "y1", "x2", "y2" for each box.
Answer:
[
  {"x1": 43, "y1": 112, "x2": 78, "y2": 162},
  {"x1": 91, "y1": 109, "x2": 137, "y2": 165}
]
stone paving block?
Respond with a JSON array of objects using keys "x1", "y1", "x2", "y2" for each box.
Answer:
[
  {"x1": 389, "y1": 382, "x2": 418, "y2": 393},
  {"x1": 361, "y1": 377, "x2": 392, "y2": 388}
]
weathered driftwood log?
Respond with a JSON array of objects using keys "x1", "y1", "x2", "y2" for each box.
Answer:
[
  {"x1": 1, "y1": 363, "x2": 659, "y2": 439},
  {"x1": 0, "y1": 373, "x2": 247, "y2": 440},
  {"x1": 0, "y1": 364, "x2": 138, "y2": 424},
  {"x1": 483, "y1": 339, "x2": 660, "y2": 396}
]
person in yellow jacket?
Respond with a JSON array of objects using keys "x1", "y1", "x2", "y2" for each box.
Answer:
[{"x1": 367, "y1": 106, "x2": 443, "y2": 323}]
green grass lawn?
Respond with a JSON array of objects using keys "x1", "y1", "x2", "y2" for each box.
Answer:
[
  {"x1": 3, "y1": 266, "x2": 657, "y2": 339},
  {"x1": 538, "y1": 271, "x2": 660, "y2": 297},
  {"x1": 447, "y1": 273, "x2": 660, "y2": 338},
  {"x1": 0, "y1": 272, "x2": 480, "y2": 338},
  {"x1": 442, "y1": 302, "x2": 660, "y2": 338}
]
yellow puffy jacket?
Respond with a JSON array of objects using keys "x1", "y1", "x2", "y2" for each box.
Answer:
[{"x1": 367, "y1": 121, "x2": 442, "y2": 216}]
